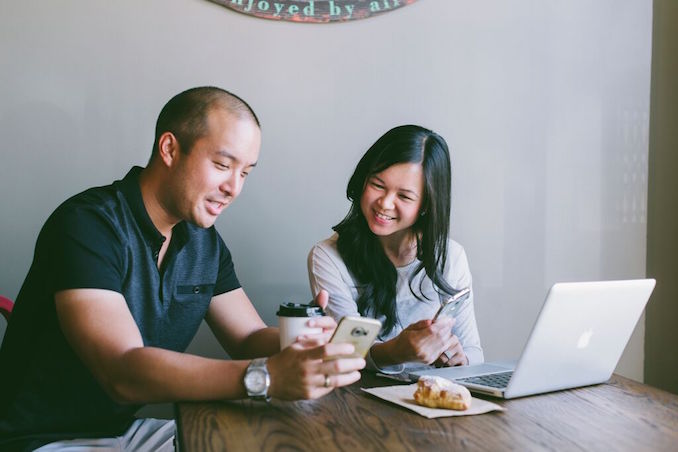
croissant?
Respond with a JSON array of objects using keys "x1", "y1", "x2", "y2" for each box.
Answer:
[{"x1": 413, "y1": 375, "x2": 472, "y2": 410}]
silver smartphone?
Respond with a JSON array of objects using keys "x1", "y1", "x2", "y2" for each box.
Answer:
[
  {"x1": 328, "y1": 316, "x2": 382, "y2": 359},
  {"x1": 433, "y1": 287, "x2": 471, "y2": 321}
]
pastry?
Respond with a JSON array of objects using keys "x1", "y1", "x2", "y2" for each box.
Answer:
[{"x1": 413, "y1": 375, "x2": 472, "y2": 410}]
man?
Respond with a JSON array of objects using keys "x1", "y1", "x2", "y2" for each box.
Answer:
[{"x1": 0, "y1": 87, "x2": 365, "y2": 451}]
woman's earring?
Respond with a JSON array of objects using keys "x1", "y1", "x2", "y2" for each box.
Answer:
[{"x1": 420, "y1": 211, "x2": 426, "y2": 217}]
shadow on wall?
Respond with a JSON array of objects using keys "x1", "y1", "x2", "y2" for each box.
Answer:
[
  {"x1": 0, "y1": 99, "x2": 83, "y2": 200},
  {"x1": 240, "y1": 282, "x2": 314, "y2": 326},
  {"x1": 0, "y1": 101, "x2": 80, "y2": 345},
  {"x1": 0, "y1": 100, "x2": 84, "y2": 311}
]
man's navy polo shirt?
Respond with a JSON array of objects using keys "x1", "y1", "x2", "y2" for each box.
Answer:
[{"x1": 0, "y1": 166, "x2": 240, "y2": 451}]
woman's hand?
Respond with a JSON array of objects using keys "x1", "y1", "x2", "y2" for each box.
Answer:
[
  {"x1": 433, "y1": 335, "x2": 468, "y2": 367},
  {"x1": 391, "y1": 317, "x2": 458, "y2": 364}
]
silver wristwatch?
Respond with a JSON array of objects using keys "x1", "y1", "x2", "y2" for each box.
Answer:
[{"x1": 244, "y1": 358, "x2": 271, "y2": 401}]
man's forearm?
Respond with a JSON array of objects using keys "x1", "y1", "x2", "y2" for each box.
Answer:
[
  {"x1": 231, "y1": 326, "x2": 280, "y2": 358},
  {"x1": 104, "y1": 347, "x2": 250, "y2": 404}
]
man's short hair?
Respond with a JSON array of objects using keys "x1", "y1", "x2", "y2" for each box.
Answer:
[{"x1": 150, "y1": 86, "x2": 260, "y2": 161}]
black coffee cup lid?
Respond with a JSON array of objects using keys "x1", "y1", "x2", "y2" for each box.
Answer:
[{"x1": 277, "y1": 302, "x2": 324, "y2": 317}]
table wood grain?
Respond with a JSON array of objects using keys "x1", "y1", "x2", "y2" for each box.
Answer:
[{"x1": 175, "y1": 373, "x2": 678, "y2": 451}]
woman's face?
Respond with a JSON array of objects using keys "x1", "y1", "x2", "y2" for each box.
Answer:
[{"x1": 360, "y1": 162, "x2": 425, "y2": 240}]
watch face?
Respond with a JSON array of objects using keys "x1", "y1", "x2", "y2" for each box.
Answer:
[{"x1": 245, "y1": 369, "x2": 267, "y2": 393}]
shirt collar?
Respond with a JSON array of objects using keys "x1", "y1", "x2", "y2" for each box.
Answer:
[{"x1": 118, "y1": 166, "x2": 182, "y2": 248}]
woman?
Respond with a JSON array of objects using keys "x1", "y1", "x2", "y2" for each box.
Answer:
[{"x1": 307, "y1": 125, "x2": 483, "y2": 373}]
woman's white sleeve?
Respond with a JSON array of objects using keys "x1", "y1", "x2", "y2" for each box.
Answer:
[
  {"x1": 307, "y1": 244, "x2": 360, "y2": 322},
  {"x1": 307, "y1": 243, "x2": 404, "y2": 374},
  {"x1": 448, "y1": 246, "x2": 484, "y2": 365}
]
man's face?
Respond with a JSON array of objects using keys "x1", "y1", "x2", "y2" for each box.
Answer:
[{"x1": 167, "y1": 109, "x2": 261, "y2": 228}]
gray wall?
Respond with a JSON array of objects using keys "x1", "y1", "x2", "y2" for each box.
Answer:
[
  {"x1": 645, "y1": 0, "x2": 678, "y2": 395},
  {"x1": 1, "y1": 0, "x2": 652, "y2": 387}
]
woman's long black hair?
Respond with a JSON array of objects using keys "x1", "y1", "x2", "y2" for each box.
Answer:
[{"x1": 334, "y1": 125, "x2": 456, "y2": 335}]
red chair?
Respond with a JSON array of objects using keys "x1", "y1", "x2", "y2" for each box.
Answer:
[{"x1": 0, "y1": 295, "x2": 13, "y2": 323}]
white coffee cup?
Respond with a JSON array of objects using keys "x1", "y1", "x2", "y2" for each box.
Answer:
[{"x1": 277, "y1": 302, "x2": 324, "y2": 349}]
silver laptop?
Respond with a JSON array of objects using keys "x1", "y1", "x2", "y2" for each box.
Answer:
[{"x1": 407, "y1": 279, "x2": 656, "y2": 399}]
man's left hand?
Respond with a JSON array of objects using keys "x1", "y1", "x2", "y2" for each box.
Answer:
[{"x1": 295, "y1": 290, "x2": 336, "y2": 348}]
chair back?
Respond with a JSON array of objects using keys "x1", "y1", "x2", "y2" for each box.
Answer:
[{"x1": 0, "y1": 295, "x2": 14, "y2": 323}]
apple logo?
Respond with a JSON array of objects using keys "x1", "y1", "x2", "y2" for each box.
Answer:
[{"x1": 577, "y1": 329, "x2": 594, "y2": 349}]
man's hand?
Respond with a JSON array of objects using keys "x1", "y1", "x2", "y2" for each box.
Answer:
[
  {"x1": 266, "y1": 289, "x2": 366, "y2": 400},
  {"x1": 295, "y1": 290, "x2": 336, "y2": 348},
  {"x1": 266, "y1": 341, "x2": 366, "y2": 400}
]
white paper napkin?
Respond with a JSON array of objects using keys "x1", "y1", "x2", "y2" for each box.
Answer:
[{"x1": 362, "y1": 383, "x2": 505, "y2": 418}]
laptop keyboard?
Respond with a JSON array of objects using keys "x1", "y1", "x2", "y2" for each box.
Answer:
[{"x1": 456, "y1": 371, "x2": 513, "y2": 389}]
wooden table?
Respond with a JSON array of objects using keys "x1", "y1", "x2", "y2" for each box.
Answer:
[{"x1": 175, "y1": 372, "x2": 678, "y2": 451}]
